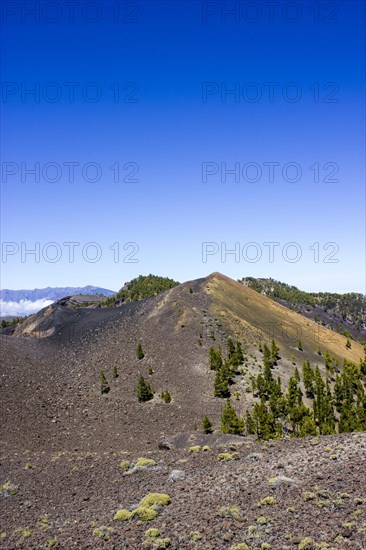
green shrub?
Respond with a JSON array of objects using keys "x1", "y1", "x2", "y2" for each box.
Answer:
[
  {"x1": 217, "y1": 452, "x2": 239, "y2": 462},
  {"x1": 145, "y1": 528, "x2": 160, "y2": 539},
  {"x1": 100, "y1": 370, "x2": 110, "y2": 394},
  {"x1": 154, "y1": 538, "x2": 171, "y2": 549},
  {"x1": 135, "y1": 457, "x2": 157, "y2": 469},
  {"x1": 258, "y1": 496, "x2": 275, "y2": 507},
  {"x1": 119, "y1": 460, "x2": 130, "y2": 470},
  {"x1": 0, "y1": 481, "x2": 16, "y2": 496},
  {"x1": 257, "y1": 516, "x2": 269, "y2": 525},
  {"x1": 114, "y1": 509, "x2": 133, "y2": 521},
  {"x1": 132, "y1": 507, "x2": 158, "y2": 521},
  {"x1": 298, "y1": 538, "x2": 313, "y2": 550},
  {"x1": 218, "y1": 504, "x2": 240, "y2": 519},
  {"x1": 140, "y1": 493, "x2": 171, "y2": 507}
]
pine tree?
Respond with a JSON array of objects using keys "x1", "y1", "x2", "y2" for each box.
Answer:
[
  {"x1": 161, "y1": 390, "x2": 171, "y2": 403},
  {"x1": 214, "y1": 367, "x2": 230, "y2": 398},
  {"x1": 220, "y1": 400, "x2": 244, "y2": 434},
  {"x1": 346, "y1": 338, "x2": 351, "y2": 349},
  {"x1": 112, "y1": 365, "x2": 119, "y2": 379},
  {"x1": 263, "y1": 343, "x2": 273, "y2": 368},
  {"x1": 297, "y1": 340, "x2": 303, "y2": 351},
  {"x1": 246, "y1": 410, "x2": 256, "y2": 435},
  {"x1": 299, "y1": 414, "x2": 318, "y2": 437},
  {"x1": 235, "y1": 340, "x2": 245, "y2": 366},
  {"x1": 227, "y1": 337, "x2": 236, "y2": 359},
  {"x1": 360, "y1": 346, "x2": 366, "y2": 376},
  {"x1": 202, "y1": 415, "x2": 213, "y2": 434},
  {"x1": 209, "y1": 346, "x2": 223, "y2": 371},
  {"x1": 136, "y1": 343, "x2": 145, "y2": 360},
  {"x1": 334, "y1": 374, "x2": 344, "y2": 413},
  {"x1": 269, "y1": 379, "x2": 286, "y2": 421},
  {"x1": 302, "y1": 360, "x2": 315, "y2": 398},
  {"x1": 323, "y1": 350, "x2": 335, "y2": 374},
  {"x1": 135, "y1": 375, "x2": 154, "y2": 402},
  {"x1": 100, "y1": 370, "x2": 110, "y2": 394},
  {"x1": 252, "y1": 402, "x2": 276, "y2": 440},
  {"x1": 270, "y1": 339, "x2": 280, "y2": 363}
]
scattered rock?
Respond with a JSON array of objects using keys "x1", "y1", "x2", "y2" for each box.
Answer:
[{"x1": 167, "y1": 469, "x2": 186, "y2": 482}]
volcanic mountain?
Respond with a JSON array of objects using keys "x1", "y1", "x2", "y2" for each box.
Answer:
[{"x1": 1, "y1": 272, "x2": 363, "y2": 454}]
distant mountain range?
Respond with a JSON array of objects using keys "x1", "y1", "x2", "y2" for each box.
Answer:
[
  {"x1": 0, "y1": 285, "x2": 115, "y2": 303},
  {"x1": 0, "y1": 286, "x2": 116, "y2": 317}
]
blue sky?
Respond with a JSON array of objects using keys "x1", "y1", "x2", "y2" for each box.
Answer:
[{"x1": 1, "y1": 0, "x2": 365, "y2": 293}]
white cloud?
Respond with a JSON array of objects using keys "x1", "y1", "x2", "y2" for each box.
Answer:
[{"x1": 0, "y1": 299, "x2": 54, "y2": 317}]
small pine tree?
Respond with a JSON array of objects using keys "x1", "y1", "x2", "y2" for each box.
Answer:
[
  {"x1": 297, "y1": 340, "x2": 303, "y2": 351},
  {"x1": 270, "y1": 339, "x2": 280, "y2": 363},
  {"x1": 112, "y1": 365, "x2": 119, "y2": 379},
  {"x1": 246, "y1": 410, "x2": 256, "y2": 435},
  {"x1": 202, "y1": 415, "x2": 213, "y2": 434},
  {"x1": 294, "y1": 366, "x2": 300, "y2": 382},
  {"x1": 189, "y1": 287, "x2": 193, "y2": 293},
  {"x1": 302, "y1": 360, "x2": 315, "y2": 399},
  {"x1": 220, "y1": 400, "x2": 244, "y2": 434},
  {"x1": 161, "y1": 390, "x2": 171, "y2": 403},
  {"x1": 346, "y1": 338, "x2": 351, "y2": 349},
  {"x1": 135, "y1": 375, "x2": 153, "y2": 402},
  {"x1": 100, "y1": 370, "x2": 110, "y2": 394},
  {"x1": 136, "y1": 343, "x2": 145, "y2": 360}
]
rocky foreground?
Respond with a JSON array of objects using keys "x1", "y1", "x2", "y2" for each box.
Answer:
[{"x1": 1, "y1": 432, "x2": 365, "y2": 549}]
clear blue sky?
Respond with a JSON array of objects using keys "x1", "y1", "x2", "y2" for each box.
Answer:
[{"x1": 1, "y1": 0, "x2": 365, "y2": 293}]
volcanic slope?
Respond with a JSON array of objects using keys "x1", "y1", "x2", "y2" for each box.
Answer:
[{"x1": 1, "y1": 273, "x2": 364, "y2": 453}]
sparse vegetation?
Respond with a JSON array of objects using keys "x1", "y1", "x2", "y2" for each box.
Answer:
[
  {"x1": 135, "y1": 457, "x2": 157, "y2": 469},
  {"x1": 99, "y1": 370, "x2": 110, "y2": 394},
  {"x1": 136, "y1": 342, "x2": 145, "y2": 360},
  {"x1": 119, "y1": 460, "x2": 130, "y2": 470},
  {"x1": 161, "y1": 390, "x2": 171, "y2": 403},
  {"x1": 114, "y1": 509, "x2": 133, "y2": 521},
  {"x1": 218, "y1": 504, "x2": 240, "y2": 519},
  {"x1": 202, "y1": 415, "x2": 213, "y2": 434},
  {"x1": 217, "y1": 452, "x2": 239, "y2": 461}
]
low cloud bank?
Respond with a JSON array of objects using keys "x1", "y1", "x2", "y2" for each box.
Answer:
[{"x1": 0, "y1": 299, "x2": 54, "y2": 317}]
